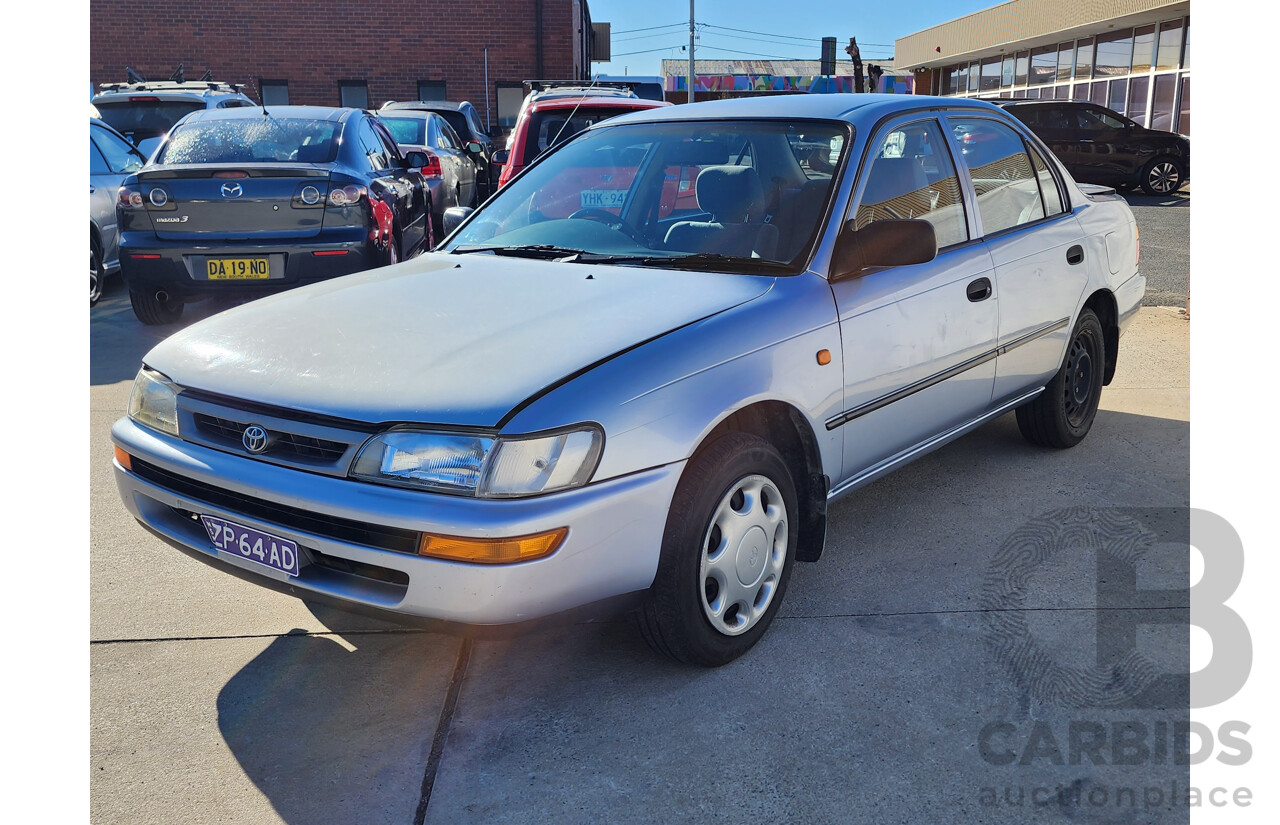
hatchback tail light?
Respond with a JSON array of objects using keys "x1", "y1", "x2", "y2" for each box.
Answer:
[
  {"x1": 418, "y1": 150, "x2": 444, "y2": 179},
  {"x1": 327, "y1": 184, "x2": 368, "y2": 207}
]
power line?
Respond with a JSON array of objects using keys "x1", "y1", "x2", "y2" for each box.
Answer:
[
  {"x1": 700, "y1": 23, "x2": 895, "y2": 48},
  {"x1": 611, "y1": 44, "x2": 688, "y2": 57},
  {"x1": 613, "y1": 22, "x2": 686, "y2": 35},
  {"x1": 698, "y1": 31, "x2": 894, "y2": 58}
]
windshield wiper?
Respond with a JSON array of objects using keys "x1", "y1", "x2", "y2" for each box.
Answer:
[
  {"x1": 631, "y1": 253, "x2": 793, "y2": 273},
  {"x1": 451, "y1": 244, "x2": 590, "y2": 259}
]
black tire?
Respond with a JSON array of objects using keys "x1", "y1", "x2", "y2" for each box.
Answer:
[
  {"x1": 90, "y1": 237, "x2": 104, "y2": 307},
  {"x1": 383, "y1": 230, "x2": 400, "y2": 267},
  {"x1": 637, "y1": 432, "x2": 799, "y2": 666},
  {"x1": 1139, "y1": 156, "x2": 1186, "y2": 196},
  {"x1": 1016, "y1": 308, "x2": 1105, "y2": 449},
  {"x1": 129, "y1": 289, "x2": 184, "y2": 325}
]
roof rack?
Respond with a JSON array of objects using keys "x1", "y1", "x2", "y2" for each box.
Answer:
[
  {"x1": 523, "y1": 79, "x2": 638, "y2": 95},
  {"x1": 97, "y1": 66, "x2": 244, "y2": 96}
]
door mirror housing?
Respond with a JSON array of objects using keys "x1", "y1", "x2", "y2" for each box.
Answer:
[
  {"x1": 465, "y1": 140, "x2": 484, "y2": 155},
  {"x1": 403, "y1": 150, "x2": 430, "y2": 169},
  {"x1": 490, "y1": 149, "x2": 509, "y2": 165},
  {"x1": 830, "y1": 219, "x2": 937, "y2": 281},
  {"x1": 442, "y1": 206, "x2": 475, "y2": 236}
]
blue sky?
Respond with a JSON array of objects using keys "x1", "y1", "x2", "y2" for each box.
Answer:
[{"x1": 589, "y1": 0, "x2": 998, "y2": 76}]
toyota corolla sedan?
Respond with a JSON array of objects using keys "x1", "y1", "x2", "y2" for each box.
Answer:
[
  {"x1": 116, "y1": 106, "x2": 433, "y2": 325},
  {"x1": 113, "y1": 94, "x2": 1143, "y2": 666}
]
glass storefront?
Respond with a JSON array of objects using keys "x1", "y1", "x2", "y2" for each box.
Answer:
[{"x1": 934, "y1": 16, "x2": 1190, "y2": 136}]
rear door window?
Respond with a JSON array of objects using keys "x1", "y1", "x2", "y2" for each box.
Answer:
[{"x1": 947, "y1": 117, "x2": 1048, "y2": 236}]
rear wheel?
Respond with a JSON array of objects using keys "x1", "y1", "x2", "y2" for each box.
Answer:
[
  {"x1": 129, "y1": 289, "x2": 183, "y2": 325},
  {"x1": 1139, "y1": 156, "x2": 1186, "y2": 196},
  {"x1": 383, "y1": 231, "x2": 400, "y2": 267},
  {"x1": 1016, "y1": 308, "x2": 1105, "y2": 448},
  {"x1": 90, "y1": 238, "x2": 104, "y2": 306},
  {"x1": 638, "y1": 432, "x2": 798, "y2": 666}
]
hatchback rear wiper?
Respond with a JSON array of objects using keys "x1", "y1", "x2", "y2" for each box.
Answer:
[{"x1": 452, "y1": 244, "x2": 589, "y2": 259}]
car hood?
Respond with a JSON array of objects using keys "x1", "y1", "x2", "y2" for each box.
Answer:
[{"x1": 145, "y1": 253, "x2": 774, "y2": 427}]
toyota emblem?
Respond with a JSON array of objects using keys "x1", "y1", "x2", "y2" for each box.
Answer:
[
  {"x1": 242, "y1": 424, "x2": 269, "y2": 454},
  {"x1": 221, "y1": 182, "x2": 243, "y2": 199}
]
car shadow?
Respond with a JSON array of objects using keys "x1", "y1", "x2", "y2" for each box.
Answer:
[
  {"x1": 90, "y1": 290, "x2": 247, "y2": 386},
  {"x1": 1121, "y1": 190, "x2": 1190, "y2": 208}
]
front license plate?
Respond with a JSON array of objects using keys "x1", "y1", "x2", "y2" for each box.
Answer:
[
  {"x1": 206, "y1": 257, "x2": 270, "y2": 280},
  {"x1": 579, "y1": 189, "x2": 626, "y2": 209},
  {"x1": 201, "y1": 515, "x2": 300, "y2": 576}
]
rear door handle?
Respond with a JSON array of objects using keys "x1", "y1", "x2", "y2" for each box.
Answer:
[
  {"x1": 966, "y1": 277, "x2": 992, "y2": 302},
  {"x1": 1066, "y1": 244, "x2": 1085, "y2": 265}
]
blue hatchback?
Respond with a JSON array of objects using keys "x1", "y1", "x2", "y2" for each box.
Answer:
[{"x1": 116, "y1": 105, "x2": 434, "y2": 325}]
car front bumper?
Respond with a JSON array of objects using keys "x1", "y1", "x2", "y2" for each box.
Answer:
[{"x1": 111, "y1": 417, "x2": 683, "y2": 625}]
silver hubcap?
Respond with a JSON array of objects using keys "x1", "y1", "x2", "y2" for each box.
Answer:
[
  {"x1": 700, "y1": 474, "x2": 788, "y2": 636},
  {"x1": 1149, "y1": 162, "x2": 1179, "y2": 193}
]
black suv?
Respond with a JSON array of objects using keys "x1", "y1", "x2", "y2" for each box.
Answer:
[
  {"x1": 380, "y1": 101, "x2": 497, "y2": 198},
  {"x1": 1000, "y1": 100, "x2": 1189, "y2": 195}
]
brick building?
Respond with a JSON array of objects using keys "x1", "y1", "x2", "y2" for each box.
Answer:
[{"x1": 89, "y1": 0, "x2": 594, "y2": 137}]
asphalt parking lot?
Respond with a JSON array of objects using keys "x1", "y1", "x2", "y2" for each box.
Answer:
[{"x1": 90, "y1": 197, "x2": 1191, "y2": 824}]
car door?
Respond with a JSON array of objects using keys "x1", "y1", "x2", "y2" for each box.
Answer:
[
  {"x1": 90, "y1": 123, "x2": 145, "y2": 268},
  {"x1": 945, "y1": 114, "x2": 1088, "y2": 403},
  {"x1": 367, "y1": 117, "x2": 428, "y2": 253},
  {"x1": 437, "y1": 119, "x2": 477, "y2": 207},
  {"x1": 828, "y1": 116, "x2": 998, "y2": 482}
]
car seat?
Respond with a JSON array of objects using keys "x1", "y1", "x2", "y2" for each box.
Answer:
[{"x1": 663, "y1": 165, "x2": 779, "y2": 258}]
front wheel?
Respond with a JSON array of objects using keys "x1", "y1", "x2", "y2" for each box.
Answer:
[
  {"x1": 1016, "y1": 308, "x2": 1105, "y2": 448},
  {"x1": 90, "y1": 240, "x2": 104, "y2": 306},
  {"x1": 637, "y1": 432, "x2": 798, "y2": 666},
  {"x1": 1139, "y1": 156, "x2": 1186, "y2": 196}
]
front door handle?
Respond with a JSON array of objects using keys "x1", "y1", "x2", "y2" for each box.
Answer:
[
  {"x1": 966, "y1": 277, "x2": 992, "y2": 302},
  {"x1": 1066, "y1": 244, "x2": 1085, "y2": 265}
]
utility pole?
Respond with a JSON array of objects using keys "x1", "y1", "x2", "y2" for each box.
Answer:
[{"x1": 688, "y1": 1, "x2": 695, "y2": 104}]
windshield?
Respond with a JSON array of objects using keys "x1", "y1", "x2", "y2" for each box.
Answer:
[
  {"x1": 155, "y1": 117, "x2": 341, "y2": 164},
  {"x1": 445, "y1": 118, "x2": 850, "y2": 268},
  {"x1": 522, "y1": 106, "x2": 644, "y2": 165},
  {"x1": 380, "y1": 116, "x2": 427, "y2": 146}
]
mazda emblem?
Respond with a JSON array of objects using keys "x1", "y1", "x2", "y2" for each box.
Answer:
[
  {"x1": 242, "y1": 424, "x2": 269, "y2": 454},
  {"x1": 221, "y1": 182, "x2": 243, "y2": 199}
]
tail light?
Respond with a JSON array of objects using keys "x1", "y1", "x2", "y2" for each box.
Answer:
[
  {"x1": 118, "y1": 186, "x2": 144, "y2": 209},
  {"x1": 328, "y1": 184, "x2": 367, "y2": 207},
  {"x1": 418, "y1": 150, "x2": 443, "y2": 179}
]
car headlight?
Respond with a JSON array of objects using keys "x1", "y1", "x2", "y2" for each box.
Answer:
[
  {"x1": 128, "y1": 367, "x2": 180, "y2": 436},
  {"x1": 350, "y1": 425, "x2": 603, "y2": 498}
]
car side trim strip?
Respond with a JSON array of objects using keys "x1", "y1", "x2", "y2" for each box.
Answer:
[
  {"x1": 823, "y1": 316, "x2": 1070, "y2": 431},
  {"x1": 827, "y1": 387, "x2": 1045, "y2": 501}
]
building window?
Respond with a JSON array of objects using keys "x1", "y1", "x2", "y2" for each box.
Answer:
[
  {"x1": 1074, "y1": 38, "x2": 1094, "y2": 80},
  {"x1": 1089, "y1": 81, "x2": 1107, "y2": 106},
  {"x1": 1177, "y1": 74, "x2": 1190, "y2": 136},
  {"x1": 1108, "y1": 78, "x2": 1128, "y2": 115},
  {"x1": 1014, "y1": 51, "x2": 1029, "y2": 86},
  {"x1": 1182, "y1": 18, "x2": 1190, "y2": 69},
  {"x1": 1156, "y1": 20, "x2": 1185, "y2": 71},
  {"x1": 1152, "y1": 73, "x2": 1178, "y2": 131},
  {"x1": 260, "y1": 80, "x2": 289, "y2": 106},
  {"x1": 1127, "y1": 75, "x2": 1150, "y2": 125},
  {"x1": 1056, "y1": 42, "x2": 1073, "y2": 82},
  {"x1": 1132, "y1": 25, "x2": 1156, "y2": 74},
  {"x1": 949, "y1": 65, "x2": 965, "y2": 95},
  {"x1": 967, "y1": 63, "x2": 979, "y2": 92},
  {"x1": 1001, "y1": 55, "x2": 1014, "y2": 87},
  {"x1": 1054, "y1": 84, "x2": 1069, "y2": 100},
  {"x1": 339, "y1": 81, "x2": 369, "y2": 109},
  {"x1": 1095, "y1": 28, "x2": 1133, "y2": 77},
  {"x1": 496, "y1": 83, "x2": 526, "y2": 133},
  {"x1": 980, "y1": 57, "x2": 1000, "y2": 92},
  {"x1": 1029, "y1": 45, "x2": 1056, "y2": 85},
  {"x1": 418, "y1": 81, "x2": 446, "y2": 101}
]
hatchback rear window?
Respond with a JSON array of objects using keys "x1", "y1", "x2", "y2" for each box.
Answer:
[
  {"x1": 379, "y1": 116, "x2": 427, "y2": 146},
  {"x1": 523, "y1": 107, "x2": 638, "y2": 164},
  {"x1": 156, "y1": 118, "x2": 341, "y2": 164},
  {"x1": 95, "y1": 100, "x2": 204, "y2": 140}
]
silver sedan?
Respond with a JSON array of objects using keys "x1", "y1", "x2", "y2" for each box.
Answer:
[{"x1": 112, "y1": 94, "x2": 1143, "y2": 665}]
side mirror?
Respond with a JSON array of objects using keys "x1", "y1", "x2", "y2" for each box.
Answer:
[
  {"x1": 403, "y1": 150, "x2": 430, "y2": 169},
  {"x1": 465, "y1": 140, "x2": 483, "y2": 155},
  {"x1": 830, "y1": 219, "x2": 937, "y2": 281},
  {"x1": 490, "y1": 149, "x2": 509, "y2": 165},
  {"x1": 442, "y1": 206, "x2": 475, "y2": 236}
]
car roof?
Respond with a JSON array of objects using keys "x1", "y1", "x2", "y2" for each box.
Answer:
[
  {"x1": 93, "y1": 81, "x2": 251, "y2": 102},
  {"x1": 597, "y1": 93, "x2": 1005, "y2": 128},
  {"x1": 529, "y1": 96, "x2": 669, "y2": 114},
  {"x1": 381, "y1": 100, "x2": 472, "y2": 113},
  {"x1": 181, "y1": 105, "x2": 354, "y2": 123}
]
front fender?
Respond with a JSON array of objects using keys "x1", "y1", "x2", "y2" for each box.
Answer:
[{"x1": 502, "y1": 272, "x2": 846, "y2": 484}]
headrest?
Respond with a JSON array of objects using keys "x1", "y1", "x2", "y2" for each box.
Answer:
[
  {"x1": 695, "y1": 165, "x2": 765, "y2": 223},
  {"x1": 861, "y1": 157, "x2": 927, "y2": 205}
]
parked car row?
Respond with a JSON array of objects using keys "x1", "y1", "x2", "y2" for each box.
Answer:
[{"x1": 112, "y1": 93, "x2": 1145, "y2": 666}]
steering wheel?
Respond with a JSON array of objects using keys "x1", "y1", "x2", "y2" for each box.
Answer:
[{"x1": 567, "y1": 208, "x2": 647, "y2": 245}]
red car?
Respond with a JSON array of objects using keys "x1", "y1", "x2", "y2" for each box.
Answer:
[{"x1": 494, "y1": 94, "x2": 671, "y2": 190}]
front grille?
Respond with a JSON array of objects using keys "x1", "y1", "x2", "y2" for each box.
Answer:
[
  {"x1": 193, "y1": 413, "x2": 349, "y2": 463},
  {"x1": 131, "y1": 457, "x2": 422, "y2": 555}
]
